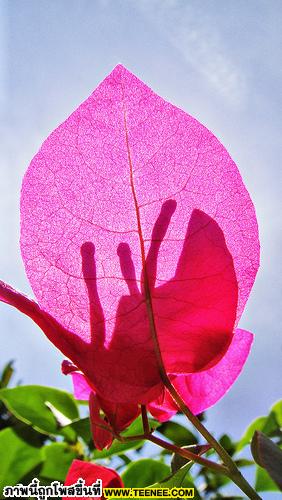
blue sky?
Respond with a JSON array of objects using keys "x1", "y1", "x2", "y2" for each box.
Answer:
[{"x1": 0, "y1": 0, "x2": 281, "y2": 458}]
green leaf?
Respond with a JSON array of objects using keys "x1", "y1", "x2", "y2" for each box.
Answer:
[
  {"x1": 158, "y1": 421, "x2": 198, "y2": 447},
  {"x1": 202, "y1": 468, "x2": 230, "y2": 491},
  {"x1": 261, "y1": 411, "x2": 279, "y2": 437},
  {"x1": 151, "y1": 463, "x2": 201, "y2": 499},
  {"x1": 122, "y1": 416, "x2": 160, "y2": 437},
  {"x1": 64, "y1": 417, "x2": 92, "y2": 444},
  {"x1": 219, "y1": 434, "x2": 235, "y2": 456},
  {"x1": 40, "y1": 442, "x2": 78, "y2": 482},
  {"x1": 93, "y1": 438, "x2": 144, "y2": 459},
  {"x1": 44, "y1": 401, "x2": 77, "y2": 442},
  {"x1": 0, "y1": 360, "x2": 14, "y2": 389},
  {"x1": 153, "y1": 463, "x2": 193, "y2": 488},
  {"x1": 271, "y1": 400, "x2": 282, "y2": 427},
  {"x1": 251, "y1": 431, "x2": 282, "y2": 490},
  {"x1": 0, "y1": 385, "x2": 79, "y2": 436},
  {"x1": 122, "y1": 459, "x2": 170, "y2": 487},
  {"x1": 237, "y1": 401, "x2": 282, "y2": 451},
  {"x1": 236, "y1": 416, "x2": 267, "y2": 451},
  {"x1": 255, "y1": 465, "x2": 280, "y2": 492},
  {"x1": 171, "y1": 444, "x2": 210, "y2": 473},
  {"x1": 93, "y1": 416, "x2": 160, "y2": 458},
  {"x1": 0, "y1": 427, "x2": 42, "y2": 490}
]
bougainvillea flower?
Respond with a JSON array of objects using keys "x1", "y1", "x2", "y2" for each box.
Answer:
[
  {"x1": 62, "y1": 360, "x2": 139, "y2": 449},
  {"x1": 0, "y1": 66, "x2": 259, "y2": 414},
  {"x1": 147, "y1": 328, "x2": 253, "y2": 420},
  {"x1": 63, "y1": 459, "x2": 123, "y2": 500},
  {"x1": 65, "y1": 328, "x2": 253, "y2": 424},
  {"x1": 90, "y1": 393, "x2": 139, "y2": 450}
]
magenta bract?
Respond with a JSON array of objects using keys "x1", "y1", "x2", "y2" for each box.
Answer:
[{"x1": 0, "y1": 65, "x2": 259, "y2": 420}]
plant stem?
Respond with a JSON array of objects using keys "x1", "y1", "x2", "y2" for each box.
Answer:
[
  {"x1": 140, "y1": 405, "x2": 227, "y2": 474},
  {"x1": 164, "y1": 377, "x2": 262, "y2": 500},
  {"x1": 94, "y1": 408, "x2": 260, "y2": 498},
  {"x1": 93, "y1": 391, "x2": 260, "y2": 497},
  {"x1": 123, "y1": 128, "x2": 261, "y2": 497},
  {"x1": 141, "y1": 404, "x2": 150, "y2": 434},
  {"x1": 147, "y1": 434, "x2": 227, "y2": 475},
  {"x1": 94, "y1": 409, "x2": 226, "y2": 473},
  {"x1": 122, "y1": 431, "x2": 224, "y2": 472}
]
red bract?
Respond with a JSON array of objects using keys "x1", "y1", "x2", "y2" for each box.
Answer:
[
  {"x1": 66, "y1": 328, "x2": 253, "y2": 427},
  {"x1": 63, "y1": 459, "x2": 123, "y2": 500},
  {"x1": 62, "y1": 363, "x2": 139, "y2": 449},
  {"x1": 0, "y1": 66, "x2": 259, "y2": 426}
]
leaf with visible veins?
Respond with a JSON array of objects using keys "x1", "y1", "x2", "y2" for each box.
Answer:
[{"x1": 1, "y1": 65, "x2": 259, "y2": 411}]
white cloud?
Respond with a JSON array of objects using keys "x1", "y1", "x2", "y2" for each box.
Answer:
[{"x1": 138, "y1": 0, "x2": 246, "y2": 105}]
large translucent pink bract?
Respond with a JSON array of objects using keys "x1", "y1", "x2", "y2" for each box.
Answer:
[{"x1": 1, "y1": 66, "x2": 259, "y2": 419}]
